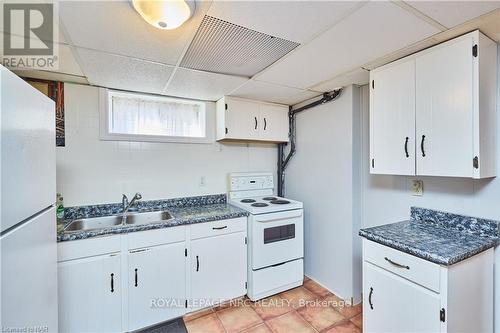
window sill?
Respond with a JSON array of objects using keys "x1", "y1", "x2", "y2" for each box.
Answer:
[{"x1": 99, "y1": 133, "x2": 212, "y2": 144}]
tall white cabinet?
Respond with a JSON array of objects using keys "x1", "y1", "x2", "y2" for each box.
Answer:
[{"x1": 370, "y1": 30, "x2": 497, "y2": 178}]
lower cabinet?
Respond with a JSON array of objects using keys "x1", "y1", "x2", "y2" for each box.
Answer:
[
  {"x1": 58, "y1": 217, "x2": 247, "y2": 332},
  {"x1": 362, "y1": 239, "x2": 493, "y2": 333},
  {"x1": 190, "y1": 231, "x2": 247, "y2": 309},
  {"x1": 128, "y1": 242, "x2": 186, "y2": 331},
  {"x1": 363, "y1": 262, "x2": 441, "y2": 332},
  {"x1": 58, "y1": 253, "x2": 122, "y2": 333}
]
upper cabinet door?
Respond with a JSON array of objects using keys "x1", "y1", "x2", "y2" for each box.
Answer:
[
  {"x1": 416, "y1": 36, "x2": 474, "y2": 177},
  {"x1": 370, "y1": 59, "x2": 416, "y2": 175},
  {"x1": 259, "y1": 104, "x2": 289, "y2": 142},
  {"x1": 225, "y1": 98, "x2": 260, "y2": 140}
]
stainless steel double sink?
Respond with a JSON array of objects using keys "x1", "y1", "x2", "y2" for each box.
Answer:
[{"x1": 63, "y1": 211, "x2": 174, "y2": 233}]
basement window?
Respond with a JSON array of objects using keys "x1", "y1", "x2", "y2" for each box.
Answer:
[{"x1": 100, "y1": 89, "x2": 208, "y2": 143}]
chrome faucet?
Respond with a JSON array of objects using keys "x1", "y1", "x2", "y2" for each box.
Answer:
[{"x1": 122, "y1": 193, "x2": 142, "y2": 224}]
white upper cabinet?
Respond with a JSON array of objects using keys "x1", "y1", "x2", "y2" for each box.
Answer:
[
  {"x1": 370, "y1": 30, "x2": 497, "y2": 178},
  {"x1": 216, "y1": 96, "x2": 289, "y2": 142},
  {"x1": 259, "y1": 103, "x2": 289, "y2": 142},
  {"x1": 370, "y1": 58, "x2": 416, "y2": 175}
]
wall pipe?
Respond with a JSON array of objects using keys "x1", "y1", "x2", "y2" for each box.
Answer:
[{"x1": 277, "y1": 88, "x2": 343, "y2": 196}]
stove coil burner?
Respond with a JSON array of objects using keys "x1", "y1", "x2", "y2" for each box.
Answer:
[
  {"x1": 262, "y1": 197, "x2": 277, "y2": 201},
  {"x1": 251, "y1": 202, "x2": 269, "y2": 207},
  {"x1": 241, "y1": 199, "x2": 256, "y2": 203},
  {"x1": 270, "y1": 199, "x2": 290, "y2": 205}
]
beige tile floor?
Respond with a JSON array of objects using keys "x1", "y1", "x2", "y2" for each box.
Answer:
[{"x1": 183, "y1": 277, "x2": 363, "y2": 333}]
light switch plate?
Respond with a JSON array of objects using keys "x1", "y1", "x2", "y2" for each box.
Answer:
[{"x1": 411, "y1": 180, "x2": 424, "y2": 196}]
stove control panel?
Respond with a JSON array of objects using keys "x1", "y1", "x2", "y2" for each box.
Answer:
[{"x1": 229, "y1": 172, "x2": 274, "y2": 191}]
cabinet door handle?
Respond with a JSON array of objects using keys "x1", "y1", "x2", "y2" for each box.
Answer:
[
  {"x1": 420, "y1": 135, "x2": 426, "y2": 157},
  {"x1": 254, "y1": 117, "x2": 258, "y2": 130},
  {"x1": 110, "y1": 273, "x2": 114, "y2": 293},
  {"x1": 264, "y1": 118, "x2": 267, "y2": 130},
  {"x1": 196, "y1": 255, "x2": 200, "y2": 272},
  {"x1": 212, "y1": 225, "x2": 227, "y2": 230},
  {"x1": 369, "y1": 287, "x2": 374, "y2": 310},
  {"x1": 384, "y1": 257, "x2": 410, "y2": 270},
  {"x1": 404, "y1": 137, "x2": 409, "y2": 158},
  {"x1": 134, "y1": 268, "x2": 138, "y2": 287}
]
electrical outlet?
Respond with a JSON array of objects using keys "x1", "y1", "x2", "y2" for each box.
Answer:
[
  {"x1": 199, "y1": 176, "x2": 206, "y2": 187},
  {"x1": 411, "y1": 180, "x2": 424, "y2": 196}
]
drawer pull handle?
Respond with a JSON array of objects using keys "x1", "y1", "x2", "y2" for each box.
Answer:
[
  {"x1": 420, "y1": 135, "x2": 426, "y2": 157},
  {"x1": 212, "y1": 226, "x2": 228, "y2": 230},
  {"x1": 368, "y1": 287, "x2": 374, "y2": 310},
  {"x1": 404, "y1": 137, "x2": 409, "y2": 158},
  {"x1": 384, "y1": 257, "x2": 410, "y2": 270}
]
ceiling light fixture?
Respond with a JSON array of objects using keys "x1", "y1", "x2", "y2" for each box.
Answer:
[{"x1": 132, "y1": 0, "x2": 195, "y2": 30}]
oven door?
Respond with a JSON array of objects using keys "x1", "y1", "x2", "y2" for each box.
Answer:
[{"x1": 250, "y1": 209, "x2": 303, "y2": 270}]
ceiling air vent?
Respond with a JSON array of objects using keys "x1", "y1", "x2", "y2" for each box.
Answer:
[{"x1": 180, "y1": 15, "x2": 299, "y2": 77}]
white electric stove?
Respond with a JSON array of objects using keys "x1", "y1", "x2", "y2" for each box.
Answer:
[{"x1": 229, "y1": 172, "x2": 304, "y2": 301}]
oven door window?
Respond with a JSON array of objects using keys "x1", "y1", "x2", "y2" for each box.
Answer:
[{"x1": 264, "y1": 224, "x2": 295, "y2": 244}]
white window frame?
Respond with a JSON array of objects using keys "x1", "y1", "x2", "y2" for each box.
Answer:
[{"x1": 99, "y1": 88, "x2": 211, "y2": 144}]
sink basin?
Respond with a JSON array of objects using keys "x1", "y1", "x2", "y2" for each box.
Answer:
[
  {"x1": 125, "y1": 211, "x2": 174, "y2": 225},
  {"x1": 63, "y1": 210, "x2": 174, "y2": 233},
  {"x1": 63, "y1": 215, "x2": 123, "y2": 232}
]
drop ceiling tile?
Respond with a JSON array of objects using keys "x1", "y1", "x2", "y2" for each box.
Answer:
[
  {"x1": 255, "y1": 1, "x2": 440, "y2": 89},
  {"x1": 58, "y1": 44, "x2": 84, "y2": 76},
  {"x1": 165, "y1": 68, "x2": 248, "y2": 101},
  {"x1": 231, "y1": 80, "x2": 319, "y2": 105},
  {"x1": 76, "y1": 48, "x2": 174, "y2": 94},
  {"x1": 407, "y1": 1, "x2": 500, "y2": 28},
  {"x1": 1, "y1": 33, "x2": 83, "y2": 76},
  {"x1": 60, "y1": 0, "x2": 210, "y2": 66},
  {"x1": 207, "y1": 1, "x2": 364, "y2": 43},
  {"x1": 311, "y1": 68, "x2": 369, "y2": 92}
]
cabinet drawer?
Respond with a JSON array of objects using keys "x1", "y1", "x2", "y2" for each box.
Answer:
[
  {"x1": 127, "y1": 225, "x2": 185, "y2": 250},
  {"x1": 363, "y1": 240, "x2": 440, "y2": 292},
  {"x1": 58, "y1": 235, "x2": 121, "y2": 262},
  {"x1": 190, "y1": 217, "x2": 246, "y2": 240}
]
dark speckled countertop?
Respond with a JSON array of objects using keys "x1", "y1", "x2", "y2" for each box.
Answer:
[
  {"x1": 359, "y1": 207, "x2": 499, "y2": 266},
  {"x1": 57, "y1": 194, "x2": 249, "y2": 242}
]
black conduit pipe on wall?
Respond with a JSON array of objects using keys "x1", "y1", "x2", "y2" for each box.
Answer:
[{"x1": 277, "y1": 88, "x2": 343, "y2": 197}]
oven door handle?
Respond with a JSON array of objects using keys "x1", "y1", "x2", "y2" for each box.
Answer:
[{"x1": 255, "y1": 212, "x2": 303, "y2": 223}]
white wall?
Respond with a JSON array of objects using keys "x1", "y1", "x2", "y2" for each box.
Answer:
[
  {"x1": 285, "y1": 85, "x2": 362, "y2": 302},
  {"x1": 57, "y1": 83, "x2": 277, "y2": 206}
]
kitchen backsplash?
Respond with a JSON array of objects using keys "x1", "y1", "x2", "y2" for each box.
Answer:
[{"x1": 411, "y1": 207, "x2": 499, "y2": 239}]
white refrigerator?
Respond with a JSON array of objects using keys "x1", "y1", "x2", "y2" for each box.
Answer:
[{"x1": 0, "y1": 66, "x2": 58, "y2": 332}]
